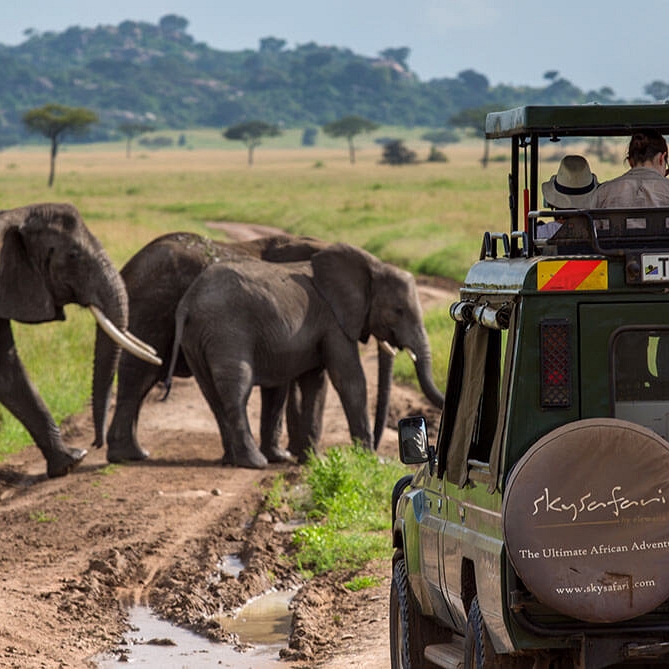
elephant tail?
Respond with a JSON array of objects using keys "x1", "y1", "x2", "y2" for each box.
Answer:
[
  {"x1": 162, "y1": 302, "x2": 187, "y2": 402},
  {"x1": 161, "y1": 381, "x2": 172, "y2": 402}
]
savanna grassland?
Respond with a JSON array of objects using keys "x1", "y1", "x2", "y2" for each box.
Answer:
[{"x1": 0, "y1": 136, "x2": 626, "y2": 457}]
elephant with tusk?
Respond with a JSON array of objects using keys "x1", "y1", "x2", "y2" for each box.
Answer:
[
  {"x1": 164, "y1": 243, "x2": 444, "y2": 469},
  {"x1": 94, "y1": 232, "x2": 335, "y2": 463},
  {"x1": 0, "y1": 202, "x2": 160, "y2": 478}
]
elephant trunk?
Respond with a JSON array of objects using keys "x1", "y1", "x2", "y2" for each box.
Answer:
[
  {"x1": 90, "y1": 252, "x2": 162, "y2": 448},
  {"x1": 373, "y1": 342, "x2": 394, "y2": 450},
  {"x1": 413, "y1": 346, "x2": 444, "y2": 408},
  {"x1": 373, "y1": 334, "x2": 443, "y2": 450}
]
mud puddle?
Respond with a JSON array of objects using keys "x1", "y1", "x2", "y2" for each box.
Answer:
[
  {"x1": 91, "y1": 606, "x2": 286, "y2": 669},
  {"x1": 215, "y1": 588, "x2": 297, "y2": 644},
  {"x1": 93, "y1": 600, "x2": 293, "y2": 668}
]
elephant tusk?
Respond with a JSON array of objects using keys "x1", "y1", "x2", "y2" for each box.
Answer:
[
  {"x1": 90, "y1": 306, "x2": 162, "y2": 366},
  {"x1": 379, "y1": 340, "x2": 416, "y2": 362},
  {"x1": 404, "y1": 347, "x2": 418, "y2": 363},
  {"x1": 121, "y1": 329, "x2": 159, "y2": 357},
  {"x1": 379, "y1": 340, "x2": 397, "y2": 357}
]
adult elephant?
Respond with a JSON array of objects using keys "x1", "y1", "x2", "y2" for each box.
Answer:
[
  {"x1": 0, "y1": 203, "x2": 160, "y2": 478},
  {"x1": 94, "y1": 231, "x2": 341, "y2": 463},
  {"x1": 165, "y1": 243, "x2": 444, "y2": 469}
]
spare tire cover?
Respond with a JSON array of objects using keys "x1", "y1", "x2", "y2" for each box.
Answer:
[{"x1": 503, "y1": 418, "x2": 669, "y2": 623}]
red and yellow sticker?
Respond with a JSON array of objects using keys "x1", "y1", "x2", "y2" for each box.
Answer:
[{"x1": 537, "y1": 260, "x2": 608, "y2": 291}]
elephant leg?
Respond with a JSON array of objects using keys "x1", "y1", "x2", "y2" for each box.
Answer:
[
  {"x1": 0, "y1": 321, "x2": 86, "y2": 477},
  {"x1": 326, "y1": 349, "x2": 373, "y2": 450},
  {"x1": 106, "y1": 353, "x2": 159, "y2": 463},
  {"x1": 286, "y1": 380, "x2": 301, "y2": 454},
  {"x1": 260, "y1": 385, "x2": 292, "y2": 462},
  {"x1": 188, "y1": 353, "x2": 268, "y2": 470},
  {"x1": 287, "y1": 369, "x2": 327, "y2": 463}
]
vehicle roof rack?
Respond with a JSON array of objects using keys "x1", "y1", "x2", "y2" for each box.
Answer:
[{"x1": 486, "y1": 104, "x2": 669, "y2": 139}]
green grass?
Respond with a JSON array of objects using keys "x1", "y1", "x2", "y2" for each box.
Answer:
[
  {"x1": 0, "y1": 140, "x2": 517, "y2": 459},
  {"x1": 29, "y1": 510, "x2": 57, "y2": 523},
  {"x1": 95, "y1": 464, "x2": 120, "y2": 476},
  {"x1": 344, "y1": 575, "x2": 382, "y2": 591},
  {"x1": 276, "y1": 446, "x2": 408, "y2": 576}
]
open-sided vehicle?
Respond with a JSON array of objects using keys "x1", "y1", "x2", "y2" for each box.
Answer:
[{"x1": 391, "y1": 104, "x2": 669, "y2": 668}]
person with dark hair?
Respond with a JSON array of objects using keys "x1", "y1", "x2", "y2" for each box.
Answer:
[{"x1": 592, "y1": 130, "x2": 669, "y2": 207}]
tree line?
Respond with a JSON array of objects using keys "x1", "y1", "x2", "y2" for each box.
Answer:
[{"x1": 0, "y1": 14, "x2": 658, "y2": 149}]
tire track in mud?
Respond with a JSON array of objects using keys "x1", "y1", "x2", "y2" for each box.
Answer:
[{"x1": 113, "y1": 463, "x2": 266, "y2": 609}]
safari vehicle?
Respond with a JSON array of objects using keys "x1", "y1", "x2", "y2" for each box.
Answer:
[{"x1": 390, "y1": 104, "x2": 669, "y2": 669}]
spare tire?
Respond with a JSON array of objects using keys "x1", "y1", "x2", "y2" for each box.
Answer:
[{"x1": 502, "y1": 418, "x2": 669, "y2": 623}]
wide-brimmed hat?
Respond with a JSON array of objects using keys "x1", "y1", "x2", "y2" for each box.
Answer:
[{"x1": 542, "y1": 155, "x2": 599, "y2": 208}]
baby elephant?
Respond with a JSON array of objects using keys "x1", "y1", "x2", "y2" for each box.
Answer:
[{"x1": 165, "y1": 243, "x2": 443, "y2": 469}]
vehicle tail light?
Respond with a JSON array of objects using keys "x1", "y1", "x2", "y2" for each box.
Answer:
[{"x1": 540, "y1": 319, "x2": 571, "y2": 408}]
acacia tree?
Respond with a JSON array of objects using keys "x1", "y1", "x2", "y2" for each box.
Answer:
[
  {"x1": 322, "y1": 115, "x2": 379, "y2": 164},
  {"x1": 22, "y1": 103, "x2": 98, "y2": 186},
  {"x1": 223, "y1": 120, "x2": 281, "y2": 166},
  {"x1": 118, "y1": 121, "x2": 155, "y2": 158}
]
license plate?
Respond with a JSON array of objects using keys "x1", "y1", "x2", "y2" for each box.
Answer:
[{"x1": 642, "y1": 253, "x2": 669, "y2": 281}]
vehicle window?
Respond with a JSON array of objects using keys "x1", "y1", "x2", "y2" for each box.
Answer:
[
  {"x1": 613, "y1": 329, "x2": 669, "y2": 439},
  {"x1": 444, "y1": 323, "x2": 502, "y2": 487}
]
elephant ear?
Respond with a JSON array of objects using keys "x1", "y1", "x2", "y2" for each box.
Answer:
[
  {"x1": 0, "y1": 226, "x2": 57, "y2": 322},
  {"x1": 311, "y1": 243, "x2": 372, "y2": 342}
]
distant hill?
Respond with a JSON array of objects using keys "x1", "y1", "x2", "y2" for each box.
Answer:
[{"x1": 0, "y1": 14, "x2": 631, "y2": 146}]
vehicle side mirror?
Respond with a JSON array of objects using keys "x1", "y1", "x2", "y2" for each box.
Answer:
[{"x1": 398, "y1": 415, "x2": 431, "y2": 465}]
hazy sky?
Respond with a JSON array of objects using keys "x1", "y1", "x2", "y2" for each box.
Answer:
[{"x1": 0, "y1": 0, "x2": 665, "y2": 101}]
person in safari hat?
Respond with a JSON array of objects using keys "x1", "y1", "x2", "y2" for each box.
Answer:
[
  {"x1": 542, "y1": 154, "x2": 599, "y2": 209},
  {"x1": 537, "y1": 155, "x2": 599, "y2": 238}
]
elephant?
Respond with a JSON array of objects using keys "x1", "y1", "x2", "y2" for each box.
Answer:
[
  {"x1": 0, "y1": 203, "x2": 160, "y2": 477},
  {"x1": 94, "y1": 231, "x2": 342, "y2": 463},
  {"x1": 164, "y1": 242, "x2": 444, "y2": 469}
]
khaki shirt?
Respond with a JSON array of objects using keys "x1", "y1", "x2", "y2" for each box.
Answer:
[{"x1": 593, "y1": 167, "x2": 669, "y2": 208}]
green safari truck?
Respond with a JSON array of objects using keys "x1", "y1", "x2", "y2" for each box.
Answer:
[{"x1": 391, "y1": 104, "x2": 669, "y2": 668}]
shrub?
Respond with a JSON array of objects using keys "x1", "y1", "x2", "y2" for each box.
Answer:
[
  {"x1": 427, "y1": 144, "x2": 448, "y2": 162},
  {"x1": 279, "y1": 446, "x2": 407, "y2": 575},
  {"x1": 380, "y1": 140, "x2": 418, "y2": 165},
  {"x1": 138, "y1": 135, "x2": 174, "y2": 148}
]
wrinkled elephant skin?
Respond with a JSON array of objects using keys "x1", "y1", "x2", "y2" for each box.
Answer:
[
  {"x1": 166, "y1": 243, "x2": 444, "y2": 469},
  {"x1": 96, "y1": 232, "x2": 331, "y2": 463}
]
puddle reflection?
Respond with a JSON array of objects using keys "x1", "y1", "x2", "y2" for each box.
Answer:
[
  {"x1": 218, "y1": 553, "x2": 245, "y2": 578},
  {"x1": 215, "y1": 588, "x2": 297, "y2": 645},
  {"x1": 93, "y1": 605, "x2": 288, "y2": 668}
]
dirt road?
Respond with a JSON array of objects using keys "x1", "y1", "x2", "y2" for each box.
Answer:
[{"x1": 0, "y1": 227, "x2": 456, "y2": 668}]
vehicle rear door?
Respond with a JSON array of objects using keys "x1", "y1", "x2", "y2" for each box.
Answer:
[{"x1": 580, "y1": 302, "x2": 669, "y2": 434}]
